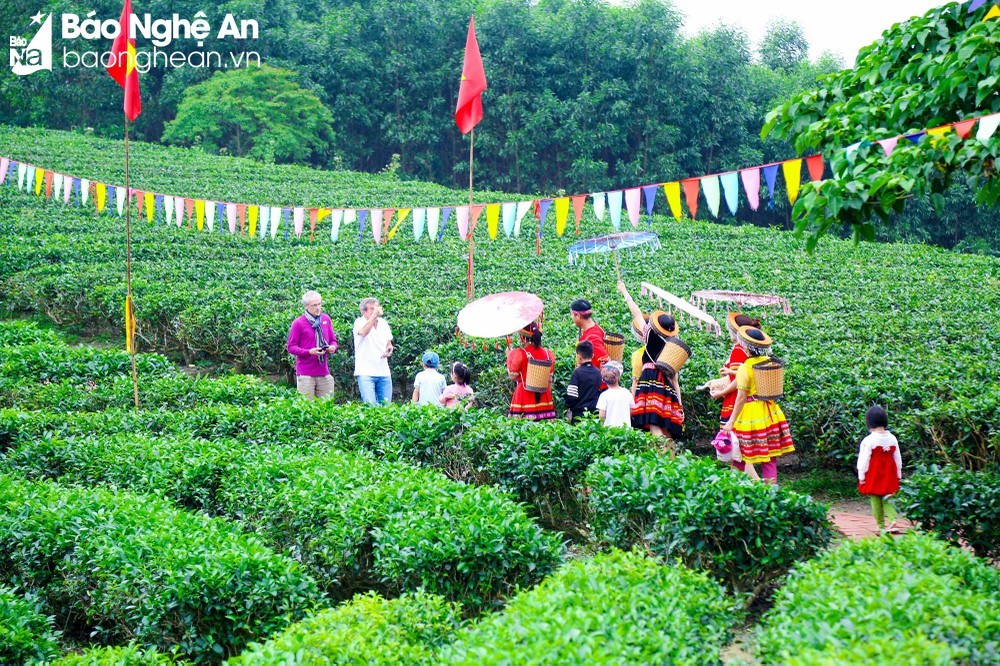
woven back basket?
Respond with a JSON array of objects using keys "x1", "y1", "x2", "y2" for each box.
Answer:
[
  {"x1": 603, "y1": 332, "x2": 625, "y2": 363},
  {"x1": 754, "y1": 358, "x2": 784, "y2": 400},
  {"x1": 653, "y1": 337, "x2": 691, "y2": 374},
  {"x1": 524, "y1": 357, "x2": 553, "y2": 393}
]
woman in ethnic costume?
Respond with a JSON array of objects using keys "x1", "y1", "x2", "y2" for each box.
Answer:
[
  {"x1": 617, "y1": 281, "x2": 684, "y2": 447},
  {"x1": 506, "y1": 322, "x2": 556, "y2": 420},
  {"x1": 711, "y1": 313, "x2": 761, "y2": 424},
  {"x1": 721, "y1": 326, "x2": 795, "y2": 484}
]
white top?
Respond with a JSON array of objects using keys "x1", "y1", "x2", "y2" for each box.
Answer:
[
  {"x1": 414, "y1": 368, "x2": 446, "y2": 405},
  {"x1": 353, "y1": 316, "x2": 393, "y2": 377},
  {"x1": 857, "y1": 430, "x2": 902, "y2": 481},
  {"x1": 597, "y1": 386, "x2": 635, "y2": 428}
]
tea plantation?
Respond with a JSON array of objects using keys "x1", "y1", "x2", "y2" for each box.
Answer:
[{"x1": 0, "y1": 127, "x2": 997, "y2": 662}]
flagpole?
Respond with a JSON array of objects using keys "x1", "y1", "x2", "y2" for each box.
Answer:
[
  {"x1": 466, "y1": 128, "x2": 475, "y2": 300},
  {"x1": 124, "y1": 117, "x2": 139, "y2": 410}
]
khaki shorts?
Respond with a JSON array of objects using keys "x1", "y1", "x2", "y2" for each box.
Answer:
[{"x1": 296, "y1": 374, "x2": 335, "y2": 399}]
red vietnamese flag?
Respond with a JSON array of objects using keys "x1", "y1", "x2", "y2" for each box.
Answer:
[
  {"x1": 106, "y1": 0, "x2": 141, "y2": 121},
  {"x1": 454, "y1": 16, "x2": 487, "y2": 135}
]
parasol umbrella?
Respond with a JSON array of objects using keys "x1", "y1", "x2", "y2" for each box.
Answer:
[
  {"x1": 457, "y1": 291, "x2": 544, "y2": 339},
  {"x1": 567, "y1": 231, "x2": 661, "y2": 282},
  {"x1": 689, "y1": 290, "x2": 792, "y2": 315},
  {"x1": 641, "y1": 282, "x2": 722, "y2": 336}
]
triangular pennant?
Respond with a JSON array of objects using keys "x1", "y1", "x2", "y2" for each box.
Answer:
[
  {"x1": 805, "y1": 155, "x2": 825, "y2": 181},
  {"x1": 217, "y1": 203, "x2": 226, "y2": 233},
  {"x1": 176, "y1": 198, "x2": 186, "y2": 228},
  {"x1": 782, "y1": 159, "x2": 802, "y2": 205},
  {"x1": 185, "y1": 198, "x2": 195, "y2": 229},
  {"x1": 371, "y1": 209, "x2": 383, "y2": 243},
  {"x1": 204, "y1": 199, "x2": 215, "y2": 231},
  {"x1": 720, "y1": 172, "x2": 739, "y2": 215},
  {"x1": 640, "y1": 185, "x2": 658, "y2": 226},
  {"x1": 293, "y1": 207, "x2": 305, "y2": 239},
  {"x1": 331, "y1": 209, "x2": 345, "y2": 243},
  {"x1": 985, "y1": 4, "x2": 1000, "y2": 20},
  {"x1": 762, "y1": 165, "x2": 779, "y2": 207},
  {"x1": 145, "y1": 192, "x2": 155, "y2": 223},
  {"x1": 571, "y1": 195, "x2": 586, "y2": 235},
  {"x1": 486, "y1": 203, "x2": 501, "y2": 240},
  {"x1": 154, "y1": 195, "x2": 164, "y2": 224},
  {"x1": 16, "y1": 163, "x2": 26, "y2": 191},
  {"x1": 471, "y1": 205, "x2": 485, "y2": 236},
  {"x1": 954, "y1": 119, "x2": 976, "y2": 139},
  {"x1": 81, "y1": 179, "x2": 91, "y2": 207},
  {"x1": 538, "y1": 199, "x2": 552, "y2": 235},
  {"x1": 44, "y1": 170, "x2": 53, "y2": 197},
  {"x1": 382, "y1": 209, "x2": 395, "y2": 244},
  {"x1": 63, "y1": 175, "x2": 73, "y2": 203},
  {"x1": 0, "y1": 158, "x2": 7, "y2": 184},
  {"x1": 413, "y1": 208, "x2": 426, "y2": 240},
  {"x1": 624, "y1": 188, "x2": 641, "y2": 227},
  {"x1": 115, "y1": 185, "x2": 125, "y2": 216},
  {"x1": 879, "y1": 137, "x2": 899, "y2": 157},
  {"x1": 740, "y1": 169, "x2": 759, "y2": 211},
  {"x1": 227, "y1": 203, "x2": 236, "y2": 234},
  {"x1": 977, "y1": 112, "x2": 1000, "y2": 143},
  {"x1": 904, "y1": 131, "x2": 925, "y2": 144},
  {"x1": 440, "y1": 207, "x2": 453, "y2": 242},
  {"x1": 33, "y1": 166, "x2": 43, "y2": 195},
  {"x1": 501, "y1": 202, "x2": 516, "y2": 238},
  {"x1": 700, "y1": 175, "x2": 721, "y2": 218},
  {"x1": 554, "y1": 197, "x2": 570, "y2": 236},
  {"x1": 276, "y1": 207, "x2": 286, "y2": 240},
  {"x1": 309, "y1": 208, "x2": 319, "y2": 241},
  {"x1": 968, "y1": 0, "x2": 987, "y2": 12},
  {"x1": 259, "y1": 205, "x2": 270, "y2": 238},
  {"x1": 358, "y1": 209, "x2": 369, "y2": 242},
  {"x1": 96, "y1": 183, "x2": 108, "y2": 213},
  {"x1": 514, "y1": 201, "x2": 531, "y2": 237},
  {"x1": 662, "y1": 182, "x2": 682, "y2": 221},
  {"x1": 196, "y1": 199, "x2": 206, "y2": 231},
  {"x1": 236, "y1": 203, "x2": 246, "y2": 233},
  {"x1": 681, "y1": 179, "x2": 700, "y2": 219},
  {"x1": 607, "y1": 190, "x2": 623, "y2": 230},
  {"x1": 52, "y1": 171, "x2": 62, "y2": 200},
  {"x1": 592, "y1": 192, "x2": 606, "y2": 221},
  {"x1": 456, "y1": 206, "x2": 470, "y2": 240},
  {"x1": 427, "y1": 207, "x2": 440, "y2": 240},
  {"x1": 248, "y1": 205, "x2": 259, "y2": 237},
  {"x1": 387, "y1": 209, "x2": 406, "y2": 242}
]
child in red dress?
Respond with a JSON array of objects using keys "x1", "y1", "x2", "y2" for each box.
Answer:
[{"x1": 857, "y1": 405, "x2": 903, "y2": 534}]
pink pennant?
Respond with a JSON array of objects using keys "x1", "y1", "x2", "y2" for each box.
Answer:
[
  {"x1": 625, "y1": 187, "x2": 642, "y2": 227},
  {"x1": 457, "y1": 206, "x2": 470, "y2": 240},
  {"x1": 954, "y1": 119, "x2": 976, "y2": 139},
  {"x1": 371, "y1": 209, "x2": 384, "y2": 243},
  {"x1": 0, "y1": 158, "x2": 7, "y2": 184},
  {"x1": 806, "y1": 155, "x2": 825, "y2": 182},
  {"x1": 740, "y1": 169, "x2": 760, "y2": 211},
  {"x1": 471, "y1": 204, "x2": 484, "y2": 232},
  {"x1": 879, "y1": 137, "x2": 899, "y2": 157}
]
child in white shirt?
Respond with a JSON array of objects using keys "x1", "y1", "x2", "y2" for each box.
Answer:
[{"x1": 596, "y1": 362, "x2": 634, "y2": 428}]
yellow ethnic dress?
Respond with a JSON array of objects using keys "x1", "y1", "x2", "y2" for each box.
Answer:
[{"x1": 733, "y1": 356, "x2": 795, "y2": 464}]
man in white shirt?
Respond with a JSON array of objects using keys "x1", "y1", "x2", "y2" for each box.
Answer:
[{"x1": 353, "y1": 297, "x2": 394, "y2": 405}]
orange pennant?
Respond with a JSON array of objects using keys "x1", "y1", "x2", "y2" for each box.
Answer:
[
  {"x1": 571, "y1": 195, "x2": 586, "y2": 235},
  {"x1": 805, "y1": 155, "x2": 825, "y2": 182},
  {"x1": 681, "y1": 179, "x2": 700, "y2": 219}
]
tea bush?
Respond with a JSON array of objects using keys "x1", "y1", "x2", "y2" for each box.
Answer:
[
  {"x1": 898, "y1": 464, "x2": 1000, "y2": 559},
  {"x1": 0, "y1": 319, "x2": 62, "y2": 346},
  {"x1": 441, "y1": 549, "x2": 740, "y2": 665},
  {"x1": 2, "y1": 434, "x2": 564, "y2": 613},
  {"x1": 50, "y1": 645, "x2": 184, "y2": 665},
  {"x1": 0, "y1": 475, "x2": 322, "y2": 662},
  {"x1": 0, "y1": 586, "x2": 60, "y2": 664},
  {"x1": 0, "y1": 343, "x2": 173, "y2": 383},
  {"x1": 229, "y1": 591, "x2": 462, "y2": 665},
  {"x1": 585, "y1": 453, "x2": 833, "y2": 597},
  {"x1": 756, "y1": 533, "x2": 1000, "y2": 665}
]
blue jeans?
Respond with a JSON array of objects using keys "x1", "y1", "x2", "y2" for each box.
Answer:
[{"x1": 357, "y1": 375, "x2": 392, "y2": 405}]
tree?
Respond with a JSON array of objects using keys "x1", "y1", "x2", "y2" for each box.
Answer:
[
  {"x1": 762, "y1": 2, "x2": 1000, "y2": 250},
  {"x1": 162, "y1": 65, "x2": 335, "y2": 165},
  {"x1": 758, "y1": 18, "x2": 808, "y2": 73}
]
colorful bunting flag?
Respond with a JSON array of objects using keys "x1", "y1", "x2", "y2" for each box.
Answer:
[
  {"x1": 514, "y1": 200, "x2": 531, "y2": 237},
  {"x1": 782, "y1": 159, "x2": 802, "y2": 205},
  {"x1": 196, "y1": 199, "x2": 205, "y2": 231},
  {"x1": 52, "y1": 171, "x2": 62, "y2": 200},
  {"x1": 358, "y1": 209, "x2": 368, "y2": 242},
  {"x1": 720, "y1": 172, "x2": 739, "y2": 215},
  {"x1": 681, "y1": 179, "x2": 699, "y2": 219},
  {"x1": 977, "y1": 113, "x2": 1000, "y2": 144},
  {"x1": 331, "y1": 209, "x2": 345, "y2": 242},
  {"x1": 0, "y1": 158, "x2": 7, "y2": 184},
  {"x1": 471, "y1": 204, "x2": 484, "y2": 234},
  {"x1": 413, "y1": 208, "x2": 426, "y2": 240},
  {"x1": 571, "y1": 195, "x2": 586, "y2": 234},
  {"x1": 879, "y1": 137, "x2": 899, "y2": 157},
  {"x1": 486, "y1": 203, "x2": 501, "y2": 239},
  {"x1": 624, "y1": 188, "x2": 641, "y2": 227},
  {"x1": 700, "y1": 175, "x2": 720, "y2": 218},
  {"x1": 63, "y1": 175, "x2": 73, "y2": 203},
  {"x1": 259, "y1": 205, "x2": 270, "y2": 238},
  {"x1": 177, "y1": 198, "x2": 187, "y2": 229},
  {"x1": 226, "y1": 204, "x2": 236, "y2": 234},
  {"x1": 248, "y1": 205, "x2": 259, "y2": 236},
  {"x1": 439, "y1": 207, "x2": 453, "y2": 242},
  {"x1": 80, "y1": 179, "x2": 90, "y2": 206},
  {"x1": 145, "y1": 192, "x2": 155, "y2": 222},
  {"x1": 954, "y1": 119, "x2": 977, "y2": 139},
  {"x1": 762, "y1": 165, "x2": 779, "y2": 208},
  {"x1": 740, "y1": 169, "x2": 759, "y2": 211},
  {"x1": 607, "y1": 190, "x2": 623, "y2": 230},
  {"x1": 592, "y1": 192, "x2": 606, "y2": 221},
  {"x1": 44, "y1": 170, "x2": 53, "y2": 197},
  {"x1": 387, "y1": 208, "x2": 408, "y2": 241},
  {"x1": 204, "y1": 199, "x2": 215, "y2": 230},
  {"x1": 663, "y1": 182, "x2": 682, "y2": 221},
  {"x1": 641, "y1": 185, "x2": 657, "y2": 225},
  {"x1": 371, "y1": 209, "x2": 383, "y2": 243},
  {"x1": 501, "y1": 202, "x2": 516, "y2": 238},
  {"x1": 16, "y1": 163, "x2": 26, "y2": 190},
  {"x1": 554, "y1": 197, "x2": 570, "y2": 236},
  {"x1": 968, "y1": 0, "x2": 987, "y2": 12},
  {"x1": 114, "y1": 185, "x2": 125, "y2": 215},
  {"x1": 456, "y1": 206, "x2": 469, "y2": 240},
  {"x1": 904, "y1": 132, "x2": 926, "y2": 144},
  {"x1": 986, "y1": 4, "x2": 1000, "y2": 20},
  {"x1": 805, "y1": 155, "x2": 825, "y2": 181},
  {"x1": 96, "y1": 183, "x2": 107, "y2": 213},
  {"x1": 427, "y1": 207, "x2": 440, "y2": 240},
  {"x1": 33, "y1": 166, "x2": 43, "y2": 195}
]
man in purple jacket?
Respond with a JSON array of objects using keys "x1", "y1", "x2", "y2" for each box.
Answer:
[{"x1": 287, "y1": 290, "x2": 338, "y2": 399}]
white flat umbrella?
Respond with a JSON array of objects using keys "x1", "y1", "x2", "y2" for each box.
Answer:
[{"x1": 457, "y1": 291, "x2": 544, "y2": 339}]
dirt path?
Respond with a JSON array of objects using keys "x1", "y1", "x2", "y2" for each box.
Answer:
[{"x1": 827, "y1": 498, "x2": 913, "y2": 539}]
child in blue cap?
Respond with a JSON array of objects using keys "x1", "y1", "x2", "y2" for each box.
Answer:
[{"x1": 412, "y1": 351, "x2": 446, "y2": 406}]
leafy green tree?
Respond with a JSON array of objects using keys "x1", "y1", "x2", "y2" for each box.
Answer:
[
  {"x1": 162, "y1": 65, "x2": 335, "y2": 165},
  {"x1": 762, "y1": 1, "x2": 1000, "y2": 250},
  {"x1": 758, "y1": 18, "x2": 809, "y2": 73}
]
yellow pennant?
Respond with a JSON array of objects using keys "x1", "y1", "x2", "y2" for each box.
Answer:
[
  {"x1": 34, "y1": 168, "x2": 44, "y2": 195},
  {"x1": 927, "y1": 126, "x2": 952, "y2": 148},
  {"x1": 486, "y1": 203, "x2": 501, "y2": 240},
  {"x1": 125, "y1": 295, "x2": 137, "y2": 354},
  {"x1": 144, "y1": 193, "x2": 155, "y2": 222},
  {"x1": 554, "y1": 197, "x2": 570, "y2": 236},
  {"x1": 317, "y1": 208, "x2": 331, "y2": 222},
  {"x1": 248, "y1": 206, "x2": 259, "y2": 237},
  {"x1": 782, "y1": 159, "x2": 803, "y2": 205},
  {"x1": 96, "y1": 183, "x2": 107, "y2": 213},
  {"x1": 387, "y1": 208, "x2": 410, "y2": 240},
  {"x1": 985, "y1": 5, "x2": 1000, "y2": 20},
  {"x1": 662, "y1": 182, "x2": 682, "y2": 221},
  {"x1": 196, "y1": 200, "x2": 206, "y2": 231}
]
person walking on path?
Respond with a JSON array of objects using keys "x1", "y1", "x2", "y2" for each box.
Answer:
[
  {"x1": 286, "y1": 290, "x2": 338, "y2": 399},
  {"x1": 506, "y1": 322, "x2": 556, "y2": 420},
  {"x1": 858, "y1": 405, "x2": 903, "y2": 534}
]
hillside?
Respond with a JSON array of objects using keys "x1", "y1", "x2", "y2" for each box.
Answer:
[{"x1": 1, "y1": 125, "x2": 998, "y2": 468}]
